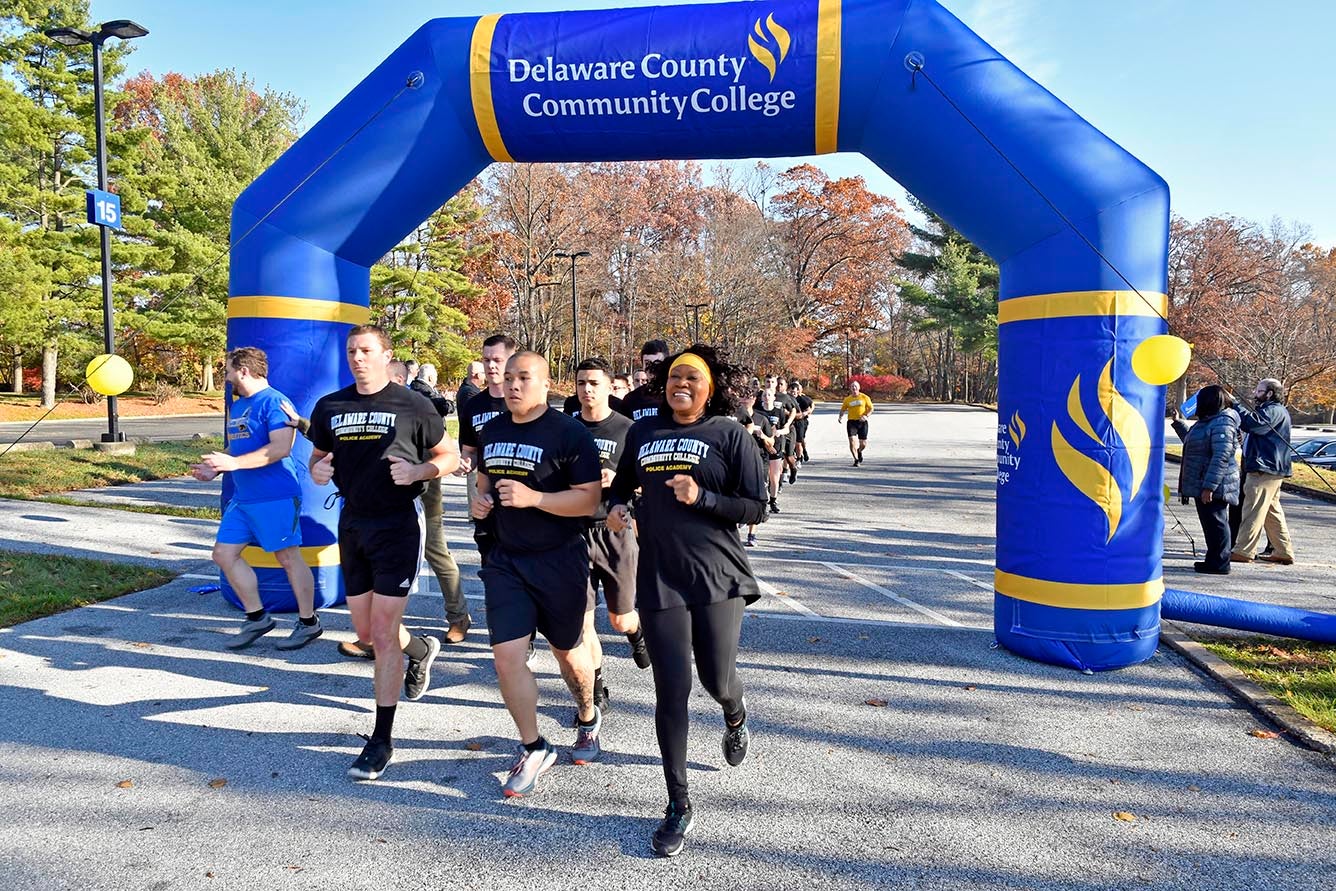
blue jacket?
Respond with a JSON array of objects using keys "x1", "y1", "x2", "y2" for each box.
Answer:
[
  {"x1": 1235, "y1": 399, "x2": 1292, "y2": 477},
  {"x1": 1174, "y1": 409, "x2": 1241, "y2": 504}
]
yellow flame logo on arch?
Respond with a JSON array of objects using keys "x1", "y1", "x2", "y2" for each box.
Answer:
[
  {"x1": 1008, "y1": 410, "x2": 1026, "y2": 448},
  {"x1": 1050, "y1": 359, "x2": 1151, "y2": 542},
  {"x1": 748, "y1": 13, "x2": 791, "y2": 82}
]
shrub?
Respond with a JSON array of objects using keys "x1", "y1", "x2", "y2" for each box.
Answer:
[
  {"x1": 849, "y1": 373, "x2": 914, "y2": 401},
  {"x1": 152, "y1": 380, "x2": 183, "y2": 406}
]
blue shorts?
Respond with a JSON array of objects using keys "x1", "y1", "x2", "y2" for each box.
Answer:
[{"x1": 217, "y1": 497, "x2": 302, "y2": 553}]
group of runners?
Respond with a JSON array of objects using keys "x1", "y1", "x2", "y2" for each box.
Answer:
[{"x1": 194, "y1": 328, "x2": 873, "y2": 858}]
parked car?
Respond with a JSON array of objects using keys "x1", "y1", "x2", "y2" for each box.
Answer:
[{"x1": 1294, "y1": 437, "x2": 1336, "y2": 468}]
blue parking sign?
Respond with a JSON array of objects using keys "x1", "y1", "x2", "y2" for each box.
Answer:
[{"x1": 86, "y1": 189, "x2": 122, "y2": 230}]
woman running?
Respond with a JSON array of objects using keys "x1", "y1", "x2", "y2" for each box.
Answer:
[{"x1": 608, "y1": 345, "x2": 769, "y2": 857}]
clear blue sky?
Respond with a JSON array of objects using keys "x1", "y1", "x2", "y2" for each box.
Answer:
[{"x1": 92, "y1": 0, "x2": 1336, "y2": 246}]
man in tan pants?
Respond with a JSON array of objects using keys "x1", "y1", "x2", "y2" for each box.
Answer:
[{"x1": 1231, "y1": 378, "x2": 1296, "y2": 565}]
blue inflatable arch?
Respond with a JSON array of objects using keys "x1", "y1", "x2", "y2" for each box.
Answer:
[{"x1": 228, "y1": 0, "x2": 1170, "y2": 672}]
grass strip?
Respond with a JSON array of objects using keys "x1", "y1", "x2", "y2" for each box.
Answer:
[
  {"x1": 0, "y1": 548, "x2": 174, "y2": 627},
  {"x1": 1200, "y1": 636, "x2": 1336, "y2": 733}
]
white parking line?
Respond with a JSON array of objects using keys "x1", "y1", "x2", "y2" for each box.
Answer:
[
  {"x1": 754, "y1": 577, "x2": 820, "y2": 617},
  {"x1": 820, "y1": 561, "x2": 965, "y2": 627},
  {"x1": 941, "y1": 568, "x2": 995, "y2": 591},
  {"x1": 748, "y1": 611, "x2": 990, "y2": 633}
]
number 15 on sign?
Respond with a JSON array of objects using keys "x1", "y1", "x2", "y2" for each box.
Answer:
[{"x1": 86, "y1": 189, "x2": 121, "y2": 230}]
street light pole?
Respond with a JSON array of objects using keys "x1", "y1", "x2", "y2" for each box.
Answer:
[
  {"x1": 685, "y1": 301, "x2": 708, "y2": 344},
  {"x1": 555, "y1": 250, "x2": 591, "y2": 366},
  {"x1": 45, "y1": 19, "x2": 149, "y2": 443}
]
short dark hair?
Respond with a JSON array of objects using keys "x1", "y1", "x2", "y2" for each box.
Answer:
[
  {"x1": 613, "y1": 373, "x2": 631, "y2": 386},
  {"x1": 482, "y1": 333, "x2": 518, "y2": 352},
  {"x1": 640, "y1": 339, "x2": 669, "y2": 358},
  {"x1": 348, "y1": 324, "x2": 392, "y2": 350},
  {"x1": 576, "y1": 356, "x2": 614, "y2": 377},
  {"x1": 228, "y1": 347, "x2": 268, "y2": 378}
]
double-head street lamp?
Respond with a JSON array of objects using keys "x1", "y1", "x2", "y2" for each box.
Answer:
[
  {"x1": 554, "y1": 250, "x2": 591, "y2": 365},
  {"x1": 45, "y1": 19, "x2": 149, "y2": 443}
]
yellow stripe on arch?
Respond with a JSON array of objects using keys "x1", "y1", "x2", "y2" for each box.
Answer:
[
  {"x1": 995, "y1": 569, "x2": 1164, "y2": 611},
  {"x1": 997, "y1": 290, "x2": 1169, "y2": 325},
  {"x1": 814, "y1": 0, "x2": 842, "y2": 154},
  {"x1": 227, "y1": 296, "x2": 370, "y2": 325},
  {"x1": 470, "y1": 13, "x2": 513, "y2": 163},
  {"x1": 244, "y1": 544, "x2": 341, "y2": 569}
]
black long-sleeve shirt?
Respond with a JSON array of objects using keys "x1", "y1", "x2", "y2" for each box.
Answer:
[{"x1": 611, "y1": 413, "x2": 767, "y2": 610}]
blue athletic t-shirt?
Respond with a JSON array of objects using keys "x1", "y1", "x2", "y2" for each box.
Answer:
[{"x1": 227, "y1": 386, "x2": 301, "y2": 503}]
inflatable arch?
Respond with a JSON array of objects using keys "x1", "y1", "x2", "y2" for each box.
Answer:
[{"x1": 227, "y1": 0, "x2": 1171, "y2": 672}]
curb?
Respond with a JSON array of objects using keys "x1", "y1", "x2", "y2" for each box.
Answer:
[
  {"x1": 1163, "y1": 451, "x2": 1336, "y2": 505},
  {"x1": 1160, "y1": 621, "x2": 1336, "y2": 762}
]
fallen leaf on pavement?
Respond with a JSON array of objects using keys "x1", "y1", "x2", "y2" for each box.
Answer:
[
  {"x1": 1113, "y1": 811, "x2": 1137, "y2": 822},
  {"x1": 465, "y1": 742, "x2": 484, "y2": 751},
  {"x1": 1187, "y1": 784, "x2": 1201, "y2": 792},
  {"x1": 1248, "y1": 729, "x2": 1280, "y2": 739},
  {"x1": 963, "y1": 685, "x2": 977, "y2": 691},
  {"x1": 208, "y1": 778, "x2": 227, "y2": 789},
  {"x1": 774, "y1": 590, "x2": 788, "y2": 597},
  {"x1": 131, "y1": 642, "x2": 151, "y2": 648},
  {"x1": 865, "y1": 698, "x2": 888, "y2": 707},
  {"x1": 115, "y1": 779, "x2": 133, "y2": 789}
]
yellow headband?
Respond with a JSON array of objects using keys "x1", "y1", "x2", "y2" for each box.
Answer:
[{"x1": 670, "y1": 353, "x2": 714, "y2": 393}]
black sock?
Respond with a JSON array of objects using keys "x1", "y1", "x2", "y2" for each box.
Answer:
[
  {"x1": 523, "y1": 735, "x2": 548, "y2": 752},
  {"x1": 299, "y1": 614, "x2": 318, "y2": 626},
  {"x1": 726, "y1": 703, "x2": 747, "y2": 728},
  {"x1": 402, "y1": 635, "x2": 429, "y2": 661},
  {"x1": 372, "y1": 704, "x2": 396, "y2": 742},
  {"x1": 245, "y1": 609, "x2": 267, "y2": 622}
]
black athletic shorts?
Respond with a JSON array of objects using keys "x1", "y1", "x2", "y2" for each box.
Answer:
[
  {"x1": 585, "y1": 522, "x2": 638, "y2": 615},
  {"x1": 480, "y1": 537, "x2": 590, "y2": 650},
  {"x1": 793, "y1": 419, "x2": 809, "y2": 443},
  {"x1": 847, "y1": 419, "x2": 869, "y2": 440},
  {"x1": 339, "y1": 504, "x2": 425, "y2": 598}
]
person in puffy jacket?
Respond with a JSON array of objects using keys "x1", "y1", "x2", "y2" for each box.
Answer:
[
  {"x1": 1172, "y1": 385, "x2": 1240, "y2": 575},
  {"x1": 1230, "y1": 378, "x2": 1295, "y2": 565}
]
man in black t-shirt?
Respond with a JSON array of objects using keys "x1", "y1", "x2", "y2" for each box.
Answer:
[
  {"x1": 573, "y1": 358, "x2": 651, "y2": 713},
  {"x1": 616, "y1": 338, "x2": 669, "y2": 422},
  {"x1": 789, "y1": 379, "x2": 814, "y2": 466},
  {"x1": 457, "y1": 334, "x2": 516, "y2": 566},
  {"x1": 471, "y1": 352, "x2": 604, "y2": 796},
  {"x1": 308, "y1": 325, "x2": 460, "y2": 782},
  {"x1": 735, "y1": 390, "x2": 776, "y2": 547}
]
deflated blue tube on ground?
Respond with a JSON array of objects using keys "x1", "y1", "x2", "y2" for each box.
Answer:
[{"x1": 1163, "y1": 589, "x2": 1336, "y2": 644}]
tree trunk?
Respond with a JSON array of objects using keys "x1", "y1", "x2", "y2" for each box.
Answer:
[
  {"x1": 202, "y1": 357, "x2": 215, "y2": 392},
  {"x1": 10, "y1": 347, "x2": 21, "y2": 395},
  {"x1": 41, "y1": 342, "x2": 57, "y2": 408}
]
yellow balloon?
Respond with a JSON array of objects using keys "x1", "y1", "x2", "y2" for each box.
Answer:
[
  {"x1": 86, "y1": 354, "x2": 134, "y2": 396},
  {"x1": 1131, "y1": 335, "x2": 1191, "y2": 386}
]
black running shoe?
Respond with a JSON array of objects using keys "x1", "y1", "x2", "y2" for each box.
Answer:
[
  {"x1": 768, "y1": 498, "x2": 780, "y2": 514},
  {"x1": 348, "y1": 735, "x2": 393, "y2": 780},
  {"x1": 788, "y1": 466, "x2": 797, "y2": 484},
  {"x1": 404, "y1": 635, "x2": 441, "y2": 701},
  {"x1": 723, "y1": 715, "x2": 750, "y2": 766},
  {"x1": 651, "y1": 800, "x2": 694, "y2": 857},
  {"x1": 594, "y1": 684, "x2": 611, "y2": 713},
  {"x1": 629, "y1": 632, "x2": 651, "y2": 670}
]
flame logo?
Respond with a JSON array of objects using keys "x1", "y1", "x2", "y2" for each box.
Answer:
[
  {"x1": 1008, "y1": 410, "x2": 1026, "y2": 448},
  {"x1": 747, "y1": 13, "x2": 791, "y2": 82},
  {"x1": 1050, "y1": 359, "x2": 1151, "y2": 542}
]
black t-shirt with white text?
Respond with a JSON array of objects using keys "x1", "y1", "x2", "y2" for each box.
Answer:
[
  {"x1": 309, "y1": 383, "x2": 444, "y2": 518},
  {"x1": 617, "y1": 386, "x2": 662, "y2": 423},
  {"x1": 759, "y1": 395, "x2": 793, "y2": 438},
  {"x1": 611, "y1": 414, "x2": 766, "y2": 610},
  {"x1": 459, "y1": 390, "x2": 507, "y2": 452},
  {"x1": 735, "y1": 405, "x2": 775, "y2": 456},
  {"x1": 576, "y1": 410, "x2": 633, "y2": 521},
  {"x1": 479, "y1": 408, "x2": 602, "y2": 553}
]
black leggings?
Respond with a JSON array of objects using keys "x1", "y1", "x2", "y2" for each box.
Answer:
[{"x1": 639, "y1": 597, "x2": 746, "y2": 804}]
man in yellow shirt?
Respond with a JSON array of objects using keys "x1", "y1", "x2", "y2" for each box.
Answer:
[{"x1": 837, "y1": 380, "x2": 874, "y2": 466}]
